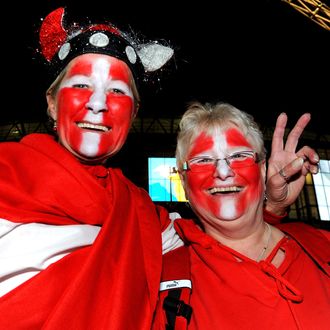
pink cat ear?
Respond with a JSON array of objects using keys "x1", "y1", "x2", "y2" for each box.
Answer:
[{"x1": 39, "y1": 7, "x2": 68, "y2": 62}]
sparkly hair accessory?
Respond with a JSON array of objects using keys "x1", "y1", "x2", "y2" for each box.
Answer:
[{"x1": 39, "y1": 7, "x2": 174, "y2": 82}]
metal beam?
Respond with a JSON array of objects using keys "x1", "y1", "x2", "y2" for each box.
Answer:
[{"x1": 282, "y1": 0, "x2": 330, "y2": 31}]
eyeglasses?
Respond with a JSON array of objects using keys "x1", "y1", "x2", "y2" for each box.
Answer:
[{"x1": 183, "y1": 151, "x2": 261, "y2": 173}]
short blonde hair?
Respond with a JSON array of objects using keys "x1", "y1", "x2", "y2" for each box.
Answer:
[{"x1": 176, "y1": 101, "x2": 265, "y2": 170}]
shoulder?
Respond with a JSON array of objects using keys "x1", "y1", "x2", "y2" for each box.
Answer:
[
  {"x1": 276, "y1": 222, "x2": 328, "y2": 238},
  {"x1": 276, "y1": 222, "x2": 330, "y2": 274}
]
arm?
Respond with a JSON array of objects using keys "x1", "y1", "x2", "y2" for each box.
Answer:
[
  {"x1": 265, "y1": 112, "x2": 319, "y2": 216},
  {"x1": 156, "y1": 205, "x2": 184, "y2": 254}
]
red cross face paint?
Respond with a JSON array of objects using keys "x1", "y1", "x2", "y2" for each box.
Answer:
[
  {"x1": 55, "y1": 53, "x2": 135, "y2": 163},
  {"x1": 184, "y1": 127, "x2": 264, "y2": 226}
]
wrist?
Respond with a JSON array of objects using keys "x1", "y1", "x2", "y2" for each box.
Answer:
[
  {"x1": 264, "y1": 193, "x2": 288, "y2": 216},
  {"x1": 264, "y1": 203, "x2": 288, "y2": 217},
  {"x1": 263, "y1": 207, "x2": 287, "y2": 225}
]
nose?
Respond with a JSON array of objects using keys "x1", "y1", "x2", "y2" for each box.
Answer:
[
  {"x1": 86, "y1": 90, "x2": 107, "y2": 114},
  {"x1": 213, "y1": 159, "x2": 234, "y2": 180}
]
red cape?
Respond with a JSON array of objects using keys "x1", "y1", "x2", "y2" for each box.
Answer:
[{"x1": 0, "y1": 134, "x2": 166, "y2": 329}]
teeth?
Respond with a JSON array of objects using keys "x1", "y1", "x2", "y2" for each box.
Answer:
[
  {"x1": 77, "y1": 122, "x2": 109, "y2": 132},
  {"x1": 209, "y1": 186, "x2": 242, "y2": 194}
]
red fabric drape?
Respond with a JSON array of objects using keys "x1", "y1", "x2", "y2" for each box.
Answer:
[{"x1": 0, "y1": 134, "x2": 164, "y2": 329}]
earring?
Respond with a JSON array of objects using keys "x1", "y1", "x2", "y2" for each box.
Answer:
[
  {"x1": 264, "y1": 192, "x2": 268, "y2": 202},
  {"x1": 53, "y1": 121, "x2": 57, "y2": 132}
]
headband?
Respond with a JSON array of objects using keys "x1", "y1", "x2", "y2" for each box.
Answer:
[{"x1": 39, "y1": 8, "x2": 174, "y2": 84}]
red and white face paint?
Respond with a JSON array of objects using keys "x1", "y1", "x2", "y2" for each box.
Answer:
[
  {"x1": 184, "y1": 126, "x2": 264, "y2": 227},
  {"x1": 55, "y1": 53, "x2": 136, "y2": 163}
]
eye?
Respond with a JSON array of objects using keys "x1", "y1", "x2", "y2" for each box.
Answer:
[
  {"x1": 107, "y1": 81, "x2": 132, "y2": 97},
  {"x1": 72, "y1": 83, "x2": 90, "y2": 89},
  {"x1": 231, "y1": 153, "x2": 247, "y2": 160},
  {"x1": 229, "y1": 152, "x2": 254, "y2": 161},
  {"x1": 109, "y1": 88, "x2": 126, "y2": 95},
  {"x1": 192, "y1": 157, "x2": 214, "y2": 164},
  {"x1": 61, "y1": 75, "x2": 92, "y2": 89}
]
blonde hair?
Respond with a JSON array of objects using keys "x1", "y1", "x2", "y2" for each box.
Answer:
[{"x1": 176, "y1": 101, "x2": 265, "y2": 170}]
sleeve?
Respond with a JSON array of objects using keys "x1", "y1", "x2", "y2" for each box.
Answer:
[
  {"x1": 318, "y1": 229, "x2": 330, "y2": 241},
  {"x1": 156, "y1": 206, "x2": 184, "y2": 255},
  {"x1": 263, "y1": 208, "x2": 287, "y2": 225}
]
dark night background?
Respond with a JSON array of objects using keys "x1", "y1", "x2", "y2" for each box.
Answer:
[{"x1": 4, "y1": 0, "x2": 329, "y2": 134}]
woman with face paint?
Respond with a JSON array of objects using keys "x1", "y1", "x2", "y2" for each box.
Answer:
[
  {"x1": 0, "y1": 7, "x2": 319, "y2": 330},
  {"x1": 0, "y1": 7, "x2": 179, "y2": 329},
  {"x1": 152, "y1": 102, "x2": 329, "y2": 330}
]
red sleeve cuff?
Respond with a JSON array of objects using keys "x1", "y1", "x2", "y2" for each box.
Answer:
[{"x1": 263, "y1": 208, "x2": 287, "y2": 225}]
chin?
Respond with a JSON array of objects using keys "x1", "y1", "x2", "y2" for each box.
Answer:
[
  {"x1": 78, "y1": 155, "x2": 108, "y2": 165},
  {"x1": 66, "y1": 147, "x2": 108, "y2": 164}
]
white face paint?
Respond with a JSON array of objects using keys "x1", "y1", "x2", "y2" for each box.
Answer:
[
  {"x1": 79, "y1": 58, "x2": 110, "y2": 155},
  {"x1": 184, "y1": 126, "x2": 264, "y2": 230},
  {"x1": 80, "y1": 132, "x2": 101, "y2": 157},
  {"x1": 212, "y1": 129, "x2": 232, "y2": 181},
  {"x1": 186, "y1": 128, "x2": 239, "y2": 220},
  {"x1": 54, "y1": 53, "x2": 136, "y2": 163},
  {"x1": 220, "y1": 199, "x2": 236, "y2": 218}
]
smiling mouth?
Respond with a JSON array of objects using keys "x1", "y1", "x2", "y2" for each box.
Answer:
[
  {"x1": 208, "y1": 186, "x2": 243, "y2": 195},
  {"x1": 76, "y1": 122, "x2": 111, "y2": 132}
]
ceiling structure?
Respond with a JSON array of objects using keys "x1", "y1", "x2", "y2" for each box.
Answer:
[
  {"x1": 2, "y1": 0, "x2": 329, "y2": 137},
  {"x1": 282, "y1": 0, "x2": 330, "y2": 31}
]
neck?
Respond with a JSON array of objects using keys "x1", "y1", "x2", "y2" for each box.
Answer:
[
  {"x1": 256, "y1": 223, "x2": 272, "y2": 261},
  {"x1": 208, "y1": 221, "x2": 272, "y2": 261}
]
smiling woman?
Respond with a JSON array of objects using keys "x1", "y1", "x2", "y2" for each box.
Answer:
[
  {"x1": 0, "y1": 7, "x2": 176, "y2": 329},
  {"x1": 152, "y1": 101, "x2": 330, "y2": 330},
  {"x1": 46, "y1": 54, "x2": 137, "y2": 162},
  {"x1": 177, "y1": 103, "x2": 267, "y2": 223}
]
